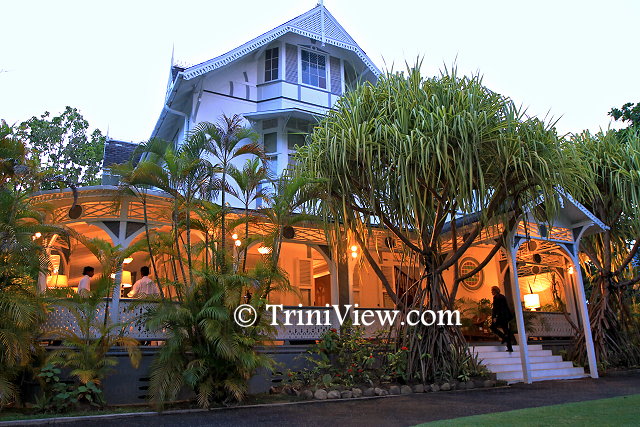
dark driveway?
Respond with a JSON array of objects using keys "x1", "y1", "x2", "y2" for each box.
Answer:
[{"x1": 44, "y1": 372, "x2": 640, "y2": 426}]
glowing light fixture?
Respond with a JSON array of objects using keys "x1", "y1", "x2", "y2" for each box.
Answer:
[
  {"x1": 123, "y1": 257, "x2": 133, "y2": 264},
  {"x1": 234, "y1": 239, "x2": 242, "y2": 247},
  {"x1": 524, "y1": 293, "x2": 541, "y2": 311},
  {"x1": 350, "y1": 244, "x2": 358, "y2": 259},
  {"x1": 46, "y1": 274, "x2": 68, "y2": 288},
  {"x1": 110, "y1": 273, "x2": 116, "y2": 279},
  {"x1": 231, "y1": 233, "x2": 239, "y2": 240},
  {"x1": 34, "y1": 232, "x2": 42, "y2": 238},
  {"x1": 568, "y1": 266, "x2": 574, "y2": 275},
  {"x1": 257, "y1": 246, "x2": 272, "y2": 254},
  {"x1": 121, "y1": 271, "x2": 132, "y2": 288}
]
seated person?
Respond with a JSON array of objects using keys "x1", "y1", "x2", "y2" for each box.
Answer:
[{"x1": 127, "y1": 266, "x2": 160, "y2": 298}]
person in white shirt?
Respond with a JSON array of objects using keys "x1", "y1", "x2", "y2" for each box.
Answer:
[
  {"x1": 127, "y1": 266, "x2": 160, "y2": 298},
  {"x1": 77, "y1": 266, "x2": 94, "y2": 295}
]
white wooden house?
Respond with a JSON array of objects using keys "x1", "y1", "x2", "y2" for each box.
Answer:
[{"x1": 35, "y1": 4, "x2": 605, "y2": 388}]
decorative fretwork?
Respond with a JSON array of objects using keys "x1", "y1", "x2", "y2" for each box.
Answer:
[
  {"x1": 54, "y1": 202, "x2": 119, "y2": 223},
  {"x1": 40, "y1": 301, "x2": 108, "y2": 339},
  {"x1": 526, "y1": 312, "x2": 575, "y2": 337},
  {"x1": 516, "y1": 221, "x2": 572, "y2": 242},
  {"x1": 127, "y1": 202, "x2": 171, "y2": 223},
  {"x1": 440, "y1": 223, "x2": 505, "y2": 253},
  {"x1": 118, "y1": 300, "x2": 169, "y2": 340}
]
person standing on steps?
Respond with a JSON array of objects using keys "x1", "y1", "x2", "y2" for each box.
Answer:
[{"x1": 490, "y1": 285, "x2": 514, "y2": 352}]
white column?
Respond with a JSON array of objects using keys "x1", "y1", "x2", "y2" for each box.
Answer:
[
  {"x1": 506, "y1": 238, "x2": 532, "y2": 383},
  {"x1": 111, "y1": 268, "x2": 122, "y2": 324},
  {"x1": 570, "y1": 252, "x2": 599, "y2": 379}
]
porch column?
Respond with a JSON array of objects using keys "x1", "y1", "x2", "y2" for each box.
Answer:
[
  {"x1": 336, "y1": 259, "x2": 350, "y2": 306},
  {"x1": 111, "y1": 268, "x2": 122, "y2": 324},
  {"x1": 506, "y1": 238, "x2": 532, "y2": 383},
  {"x1": 570, "y1": 251, "x2": 599, "y2": 379}
]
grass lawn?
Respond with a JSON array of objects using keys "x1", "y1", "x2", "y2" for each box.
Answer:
[{"x1": 419, "y1": 394, "x2": 640, "y2": 426}]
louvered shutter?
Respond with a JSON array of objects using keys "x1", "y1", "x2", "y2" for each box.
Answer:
[
  {"x1": 381, "y1": 266, "x2": 395, "y2": 308},
  {"x1": 286, "y1": 44, "x2": 298, "y2": 83},
  {"x1": 330, "y1": 56, "x2": 341, "y2": 95},
  {"x1": 299, "y1": 259, "x2": 312, "y2": 287}
]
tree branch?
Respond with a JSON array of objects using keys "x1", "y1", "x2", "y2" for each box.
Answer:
[{"x1": 614, "y1": 238, "x2": 640, "y2": 276}]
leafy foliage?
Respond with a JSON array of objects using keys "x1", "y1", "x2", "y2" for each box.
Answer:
[
  {"x1": 16, "y1": 106, "x2": 105, "y2": 189},
  {"x1": 295, "y1": 65, "x2": 583, "y2": 382},
  {"x1": 146, "y1": 268, "x2": 274, "y2": 408},
  {"x1": 34, "y1": 363, "x2": 104, "y2": 413},
  {"x1": 609, "y1": 102, "x2": 640, "y2": 129},
  {"x1": 571, "y1": 129, "x2": 640, "y2": 367},
  {"x1": 45, "y1": 296, "x2": 141, "y2": 406},
  {"x1": 0, "y1": 127, "x2": 50, "y2": 408}
]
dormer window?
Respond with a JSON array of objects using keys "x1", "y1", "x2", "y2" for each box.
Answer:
[
  {"x1": 265, "y1": 47, "x2": 279, "y2": 82},
  {"x1": 301, "y1": 49, "x2": 326, "y2": 89}
]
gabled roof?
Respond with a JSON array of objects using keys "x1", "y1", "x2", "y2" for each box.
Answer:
[{"x1": 180, "y1": 4, "x2": 380, "y2": 81}]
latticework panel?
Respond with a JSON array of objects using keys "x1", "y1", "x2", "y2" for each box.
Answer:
[
  {"x1": 526, "y1": 312, "x2": 575, "y2": 337},
  {"x1": 128, "y1": 202, "x2": 171, "y2": 223},
  {"x1": 54, "y1": 202, "x2": 119, "y2": 222},
  {"x1": 40, "y1": 302, "x2": 107, "y2": 339},
  {"x1": 516, "y1": 221, "x2": 572, "y2": 242},
  {"x1": 118, "y1": 300, "x2": 169, "y2": 340}
]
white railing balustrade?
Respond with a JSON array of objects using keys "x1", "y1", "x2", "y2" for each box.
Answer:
[
  {"x1": 42, "y1": 301, "x2": 575, "y2": 342},
  {"x1": 526, "y1": 312, "x2": 575, "y2": 337},
  {"x1": 40, "y1": 300, "x2": 109, "y2": 340}
]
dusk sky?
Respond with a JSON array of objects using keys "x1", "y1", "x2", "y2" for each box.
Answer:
[{"x1": 1, "y1": 0, "x2": 638, "y2": 142}]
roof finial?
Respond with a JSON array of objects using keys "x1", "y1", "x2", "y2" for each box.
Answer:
[{"x1": 319, "y1": 0, "x2": 325, "y2": 46}]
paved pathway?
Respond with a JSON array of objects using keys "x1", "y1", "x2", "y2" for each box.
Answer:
[{"x1": 51, "y1": 372, "x2": 640, "y2": 426}]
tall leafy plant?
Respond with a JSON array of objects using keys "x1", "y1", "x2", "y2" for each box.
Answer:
[
  {"x1": 295, "y1": 66, "x2": 585, "y2": 383},
  {"x1": 570, "y1": 129, "x2": 640, "y2": 368}
]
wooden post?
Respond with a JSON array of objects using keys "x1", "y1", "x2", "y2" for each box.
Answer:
[
  {"x1": 571, "y1": 252, "x2": 599, "y2": 378},
  {"x1": 506, "y1": 237, "x2": 532, "y2": 383}
]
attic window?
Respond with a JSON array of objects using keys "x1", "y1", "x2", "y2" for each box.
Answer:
[
  {"x1": 264, "y1": 47, "x2": 279, "y2": 82},
  {"x1": 301, "y1": 49, "x2": 326, "y2": 89}
]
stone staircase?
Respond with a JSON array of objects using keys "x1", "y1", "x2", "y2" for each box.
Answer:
[{"x1": 470, "y1": 344, "x2": 587, "y2": 383}]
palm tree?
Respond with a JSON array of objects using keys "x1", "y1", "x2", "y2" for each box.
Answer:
[
  {"x1": 146, "y1": 263, "x2": 273, "y2": 408},
  {"x1": 47, "y1": 296, "x2": 141, "y2": 405},
  {"x1": 570, "y1": 129, "x2": 640, "y2": 368},
  {"x1": 0, "y1": 123, "x2": 50, "y2": 406},
  {"x1": 228, "y1": 158, "x2": 270, "y2": 271},
  {"x1": 190, "y1": 115, "x2": 262, "y2": 258},
  {"x1": 256, "y1": 173, "x2": 317, "y2": 299},
  {"x1": 295, "y1": 66, "x2": 585, "y2": 383},
  {"x1": 123, "y1": 137, "x2": 212, "y2": 287}
]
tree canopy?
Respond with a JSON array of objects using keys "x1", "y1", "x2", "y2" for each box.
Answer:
[
  {"x1": 296, "y1": 66, "x2": 585, "y2": 382},
  {"x1": 17, "y1": 106, "x2": 105, "y2": 189},
  {"x1": 609, "y1": 102, "x2": 640, "y2": 129}
]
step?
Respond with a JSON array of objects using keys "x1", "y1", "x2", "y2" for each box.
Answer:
[
  {"x1": 481, "y1": 355, "x2": 563, "y2": 366},
  {"x1": 474, "y1": 349, "x2": 552, "y2": 359},
  {"x1": 497, "y1": 366, "x2": 585, "y2": 381},
  {"x1": 471, "y1": 345, "x2": 543, "y2": 353},
  {"x1": 484, "y1": 360, "x2": 575, "y2": 373}
]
